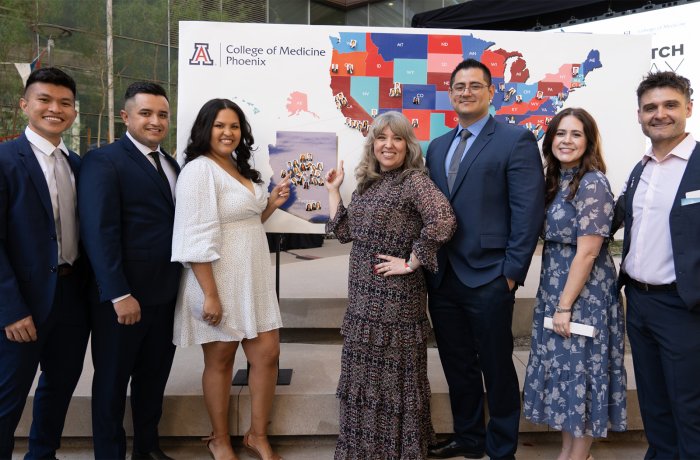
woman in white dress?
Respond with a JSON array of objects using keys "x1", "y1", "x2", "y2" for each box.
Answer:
[{"x1": 172, "y1": 99, "x2": 289, "y2": 460}]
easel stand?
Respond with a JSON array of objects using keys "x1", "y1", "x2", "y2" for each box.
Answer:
[{"x1": 233, "y1": 233, "x2": 293, "y2": 386}]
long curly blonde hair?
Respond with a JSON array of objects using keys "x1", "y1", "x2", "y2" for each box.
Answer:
[{"x1": 355, "y1": 111, "x2": 426, "y2": 194}]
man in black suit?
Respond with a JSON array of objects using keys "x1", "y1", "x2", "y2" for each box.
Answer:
[
  {"x1": 0, "y1": 67, "x2": 90, "y2": 459},
  {"x1": 79, "y1": 82, "x2": 180, "y2": 460},
  {"x1": 617, "y1": 71, "x2": 700, "y2": 459},
  {"x1": 425, "y1": 59, "x2": 544, "y2": 460}
]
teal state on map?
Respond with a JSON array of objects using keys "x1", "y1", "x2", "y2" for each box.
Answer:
[{"x1": 328, "y1": 31, "x2": 602, "y2": 149}]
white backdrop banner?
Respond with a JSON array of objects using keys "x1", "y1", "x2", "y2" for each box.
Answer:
[
  {"x1": 560, "y1": 2, "x2": 700, "y2": 137},
  {"x1": 178, "y1": 22, "x2": 649, "y2": 233}
]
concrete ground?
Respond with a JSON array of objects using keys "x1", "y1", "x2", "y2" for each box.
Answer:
[{"x1": 12, "y1": 431, "x2": 648, "y2": 459}]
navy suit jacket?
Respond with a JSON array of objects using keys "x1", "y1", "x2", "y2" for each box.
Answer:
[
  {"x1": 78, "y1": 136, "x2": 181, "y2": 306},
  {"x1": 618, "y1": 141, "x2": 700, "y2": 310},
  {"x1": 0, "y1": 133, "x2": 82, "y2": 327},
  {"x1": 425, "y1": 116, "x2": 545, "y2": 288}
]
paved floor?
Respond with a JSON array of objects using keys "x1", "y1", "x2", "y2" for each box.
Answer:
[{"x1": 12, "y1": 432, "x2": 648, "y2": 459}]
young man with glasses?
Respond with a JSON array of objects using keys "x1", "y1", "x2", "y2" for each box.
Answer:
[{"x1": 425, "y1": 59, "x2": 545, "y2": 460}]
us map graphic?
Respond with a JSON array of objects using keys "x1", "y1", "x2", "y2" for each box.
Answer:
[{"x1": 328, "y1": 31, "x2": 602, "y2": 150}]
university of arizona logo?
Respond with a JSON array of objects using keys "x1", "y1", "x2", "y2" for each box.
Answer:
[{"x1": 189, "y1": 43, "x2": 214, "y2": 66}]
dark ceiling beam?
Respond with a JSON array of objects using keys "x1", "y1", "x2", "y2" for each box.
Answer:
[{"x1": 313, "y1": 0, "x2": 385, "y2": 12}]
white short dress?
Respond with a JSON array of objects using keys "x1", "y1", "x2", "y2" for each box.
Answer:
[{"x1": 171, "y1": 156, "x2": 282, "y2": 346}]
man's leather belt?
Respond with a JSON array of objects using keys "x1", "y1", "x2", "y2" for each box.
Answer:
[
  {"x1": 628, "y1": 277, "x2": 677, "y2": 292},
  {"x1": 58, "y1": 263, "x2": 74, "y2": 277}
]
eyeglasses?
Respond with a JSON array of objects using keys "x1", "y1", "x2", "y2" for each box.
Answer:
[{"x1": 451, "y1": 83, "x2": 488, "y2": 94}]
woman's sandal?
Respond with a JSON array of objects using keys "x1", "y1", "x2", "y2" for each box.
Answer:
[
  {"x1": 243, "y1": 431, "x2": 282, "y2": 460},
  {"x1": 202, "y1": 433, "x2": 216, "y2": 459}
]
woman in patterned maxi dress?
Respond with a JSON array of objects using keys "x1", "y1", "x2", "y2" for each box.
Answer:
[
  {"x1": 523, "y1": 108, "x2": 626, "y2": 460},
  {"x1": 172, "y1": 99, "x2": 290, "y2": 460},
  {"x1": 325, "y1": 111, "x2": 456, "y2": 459}
]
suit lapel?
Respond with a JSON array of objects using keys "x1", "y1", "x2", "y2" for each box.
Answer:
[
  {"x1": 17, "y1": 134, "x2": 54, "y2": 220},
  {"x1": 432, "y1": 128, "x2": 456, "y2": 196},
  {"x1": 451, "y1": 117, "x2": 495, "y2": 197},
  {"x1": 621, "y1": 160, "x2": 647, "y2": 264},
  {"x1": 121, "y1": 137, "x2": 174, "y2": 205},
  {"x1": 673, "y1": 142, "x2": 700, "y2": 205}
]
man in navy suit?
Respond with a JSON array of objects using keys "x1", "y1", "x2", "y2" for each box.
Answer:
[
  {"x1": 616, "y1": 71, "x2": 700, "y2": 459},
  {"x1": 425, "y1": 59, "x2": 544, "y2": 460},
  {"x1": 79, "y1": 82, "x2": 180, "y2": 460},
  {"x1": 0, "y1": 67, "x2": 90, "y2": 459}
]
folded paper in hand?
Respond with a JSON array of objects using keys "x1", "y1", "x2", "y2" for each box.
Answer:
[{"x1": 544, "y1": 317, "x2": 595, "y2": 337}]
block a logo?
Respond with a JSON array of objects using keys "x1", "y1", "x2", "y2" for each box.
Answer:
[{"x1": 189, "y1": 43, "x2": 214, "y2": 66}]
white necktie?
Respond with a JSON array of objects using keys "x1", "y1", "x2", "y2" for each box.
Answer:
[{"x1": 52, "y1": 149, "x2": 78, "y2": 264}]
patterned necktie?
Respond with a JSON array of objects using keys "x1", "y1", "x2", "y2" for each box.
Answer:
[
  {"x1": 52, "y1": 149, "x2": 78, "y2": 264},
  {"x1": 447, "y1": 129, "x2": 471, "y2": 192},
  {"x1": 149, "y1": 151, "x2": 170, "y2": 185}
]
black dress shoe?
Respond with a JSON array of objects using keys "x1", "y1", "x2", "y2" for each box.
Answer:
[
  {"x1": 131, "y1": 448, "x2": 175, "y2": 460},
  {"x1": 427, "y1": 438, "x2": 484, "y2": 459}
]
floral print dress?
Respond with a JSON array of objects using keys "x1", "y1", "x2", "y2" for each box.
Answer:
[
  {"x1": 523, "y1": 168, "x2": 627, "y2": 438},
  {"x1": 327, "y1": 169, "x2": 456, "y2": 459}
]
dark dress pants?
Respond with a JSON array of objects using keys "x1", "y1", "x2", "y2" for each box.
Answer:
[
  {"x1": 428, "y1": 264, "x2": 520, "y2": 460},
  {"x1": 90, "y1": 299, "x2": 176, "y2": 460},
  {"x1": 626, "y1": 285, "x2": 700, "y2": 460},
  {"x1": 0, "y1": 270, "x2": 90, "y2": 460}
]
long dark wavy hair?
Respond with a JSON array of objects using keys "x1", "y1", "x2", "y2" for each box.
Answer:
[
  {"x1": 183, "y1": 98, "x2": 262, "y2": 183},
  {"x1": 542, "y1": 107, "x2": 606, "y2": 206}
]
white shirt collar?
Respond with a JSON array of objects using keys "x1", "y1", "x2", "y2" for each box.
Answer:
[
  {"x1": 643, "y1": 133, "x2": 695, "y2": 164},
  {"x1": 126, "y1": 131, "x2": 161, "y2": 157},
  {"x1": 24, "y1": 126, "x2": 68, "y2": 157}
]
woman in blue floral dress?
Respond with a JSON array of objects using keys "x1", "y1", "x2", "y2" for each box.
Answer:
[{"x1": 523, "y1": 108, "x2": 626, "y2": 460}]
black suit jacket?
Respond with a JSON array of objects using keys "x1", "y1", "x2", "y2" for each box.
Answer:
[
  {"x1": 78, "y1": 136, "x2": 181, "y2": 306},
  {"x1": 0, "y1": 133, "x2": 83, "y2": 327},
  {"x1": 617, "y1": 141, "x2": 700, "y2": 310}
]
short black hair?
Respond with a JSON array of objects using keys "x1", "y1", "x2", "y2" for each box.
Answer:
[
  {"x1": 637, "y1": 71, "x2": 693, "y2": 104},
  {"x1": 450, "y1": 59, "x2": 492, "y2": 87},
  {"x1": 124, "y1": 81, "x2": 168, "y2": 103},
  {"x1": 24, "y1": 67, "x2": 76, "y2": 97}
]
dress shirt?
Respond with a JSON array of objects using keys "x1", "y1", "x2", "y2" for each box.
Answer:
[
  {"x1": 24, "y1": 126, "x2": 76, "y2": 265},
  {"x1": 443, "y1": 113, "x2": 489, "y2": 177},
  {"x1": 125, "y1": 131, "x2": 176, "y2": 199},
  {"x1": 622, "y1": 133, "x2": 695, "y2": 284}
]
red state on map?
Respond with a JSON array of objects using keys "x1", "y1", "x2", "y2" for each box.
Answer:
[
  {"x1": 286, "y1": 91, "x2": 319, "y2": 118},
  {"x1": 541, "y1": 63, "x2": 574, "y2": 86},
  {"x1": 427, "y1": 72, "x2": 452, "y2": 92},
  {"x1": 330, "y1": 76, "x2": 372, "y2": 121},
  {"x1": 537, "y1": 81, "x2": 565, "y2": 96},
  {"x1": 497, "y1": 101, "x2": 532, "y2": 116},
  {"x1": 365, "y1": 37, "x2": 394, "y2": 78},
  {"x1": 330, "y1": 50, "x2": 368, "y2": 77},
  {"x1": 379, "y1": 78, "x2": 403, "y2": 109},
  {"x1": 403, "y1": 109, "x2": 431, "y2": 140},
  {"x1": 428, "y1": 35, "x2": 463, "y2": 54},
  {"x1": 434, "y1": 110, "x2": 460, "y2": 129},
  {"x1": 481, "y1": 50, "x2": 507, "y2": 78},
  {"x1": 508, "y1": 57, "x2": 530, "y2": 83}
]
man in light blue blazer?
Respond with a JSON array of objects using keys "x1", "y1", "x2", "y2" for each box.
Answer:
[
  {"x1": 425, "y1": 59, "x2": 544, "y2": 460},
  {"x1": 0, "y1": 67, "x2": 90, "y2": 459}
]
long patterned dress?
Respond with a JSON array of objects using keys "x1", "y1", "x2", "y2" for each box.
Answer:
[
  {"x1": 327, "y1": 169, "x2": 456, "y2": 459},
  {"x1": 523, "y1": 168, "x2": 627, "y2": 438}
]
